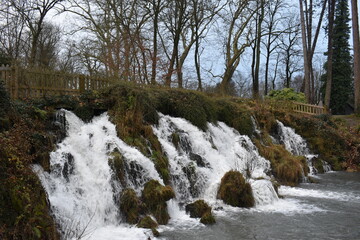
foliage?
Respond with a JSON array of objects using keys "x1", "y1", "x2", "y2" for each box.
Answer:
[
  {"x1": 321, "y1": 0, "x2": 353, "y2": 114},
  {"x1": 0, "y1": 81, "x2": 11, "y2": 118},
  {"x1": 0, "y1": 113, "x2": 59, "y2": 239},
  {"x1": 267, "y1": 88, "x2": 306, "y2": 103},
  {"x1": 217, "y1": 171, "x2": 254, "y2": 208}
]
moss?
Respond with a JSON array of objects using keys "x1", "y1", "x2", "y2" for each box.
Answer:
[
  {"x1": 120, "y1": 188, "x2": 144, "y2": 224},
  {"x1": 109, "y1": 150, "x2": 126, "y2": 186},
  {"x1": 255, "y1": 142, "x2": 305, "y2": 186},
  {"x1": 141, "y1": 180, "x2": 175, "y2": 224},
  {"x1": 312, "y1": 157, "x2": 325, "y2": 174},
  {"x1": 151, "y1": 151, "x2": 170, "y2": 185},
  {"x1": 200, "y1": 211, "x2": 216, "y2": 225},
  {"x1": 137, "y1": 216, "x2": 159, "y2": 237},
  {"x1": 74, "y1": 105, "x2": 95, "y2": 122},
  {"x1": 185, "y1": 199, "x2": 216, "y2": 224},
  {"x1": 279, "y1": 115, "x2": 349, "y2": 170},
  {"x1": 215, "y1": 99, "x2": 254, "y2": 136},
  {"x1": 217, "y1": 171, "x2": 254, "y2": 208},
  {"x1": 185, "y1": 200, "x2": 211, "y2": 218}
]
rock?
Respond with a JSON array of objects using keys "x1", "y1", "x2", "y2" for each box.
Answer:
[
  {"x1": 185, "y1": 200, "x2": 215, "y2": 225},
  {"x1": 137, "y1": 215, "x2": 158, "y2": 229},
  {"x1": 217, "y1": 170, "x2": 255, "y2": 208},
  {"x1": 141, "y1": 180, "x2": 175, "y2": 224},
  {"x1": 120, "y1": 188, "x2": 144, "y2": 224},
  {"x1": 185, "y1": 200, "x2": 211, "y2": 218},
  {"x1": 200, "y1": 211, "x2": 216, "y2": 225},
  {"x1": 189, "y1": 153, "x2": 209, "y2": 168}
]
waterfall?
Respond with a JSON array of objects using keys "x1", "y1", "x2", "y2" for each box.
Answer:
[
  {"x1": 152, "y1": 113, "x2": 278, "y2": 206},
  {"x1": 275, "y1": 120, "x2": 331, "y2": 175},
  {"x1": 33, "y1": 110, "x2": 161, "y2": 239}
]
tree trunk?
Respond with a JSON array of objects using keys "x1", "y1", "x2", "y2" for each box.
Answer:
[
  {"x1": 299, "y1": 0, "x2": 311, "y2": 102},
  {"x1": 151, "y1": 7, "x2": 159, "y2": 85},
  {"x1": 351, "y1": 0, "x2": 360, "y2": 114},
  {"x1": 325, "y1": 0, "x2": 335, "y2": 109}
]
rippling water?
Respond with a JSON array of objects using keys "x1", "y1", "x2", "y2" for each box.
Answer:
[{"x1": 160, "y1": 172, "x2": 360, "y2": 240}]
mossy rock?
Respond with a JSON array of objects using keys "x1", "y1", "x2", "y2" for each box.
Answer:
[
  {"x1": 185, "y1": 199, "x2": 215, "y2": 224},
  {"x1": 109, "y1": 150, "x2": 126, "y2": 186},
  {"x1": 137, "y1": 216, "x2": 159, "y2": 236},
  {"x1": 200, "y1": 211, "x2": 216, "y2": 225},
  {"x1": 217, "y1": 171, "x2": 254, "y2": 208},
  {"x1": 141, "y1": 180, "x2": 175, "y2": 224},
  {"x1": 185, "y1": 200, "x2": 211, "y2": 218},
  {"x1": 120, "y1": 188, "x2": 144, "y2": 224}
]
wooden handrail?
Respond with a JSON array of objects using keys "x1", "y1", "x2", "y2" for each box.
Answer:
[
  {"x1": 292, "y1": 101, "x2": 327, "y2": 115},
  {"x1": 0, "y1": 65, "x2": 116, "y2": 99}
]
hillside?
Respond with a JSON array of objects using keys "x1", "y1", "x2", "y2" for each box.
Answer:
[{"x1": 0, "y1": 82, "x2": 359, "y2": 239}]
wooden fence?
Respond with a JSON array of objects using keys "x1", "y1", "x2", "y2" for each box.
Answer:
[
  {"x1": 0, "y1": 65, "x2": 115, "y2": 99},
  {"x1": 292, "y1": 101, "x2": 327, "y2": 115}
]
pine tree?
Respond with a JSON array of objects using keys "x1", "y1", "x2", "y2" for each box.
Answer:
[{"x1": 321, "y1": 0, "x2": 353, "y2": 114}]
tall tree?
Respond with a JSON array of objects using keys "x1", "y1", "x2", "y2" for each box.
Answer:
[
  {"x1": 298, "y1": 0, "x2": 327, "y2": 103},
  {"x1": 8, "y1": 0, "x2": 63, "y2": 66},
  {"x1": 351, "y1": 0, "x2": 360, "y2": 114},
  {"x1": 324, "y1": 0, "x2": 336, "y2": 108},
  {"x1": 322, "y1": 0, "x2": 352, "y2": 114},
  {"x1": 262, "y1": 0, "x2": 285, "y2": 95},
  {"x1": 220, "y1": 0, "x2": 259, "y2": 95}
]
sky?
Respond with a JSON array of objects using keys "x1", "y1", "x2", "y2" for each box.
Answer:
[{"x1": 47, "y1": 0, "x2": 360, "y2": 88}]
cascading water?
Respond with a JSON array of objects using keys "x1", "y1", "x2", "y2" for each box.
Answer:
[
  {"x1": 152, "y1": 113, "x2": 278, "y2": 206},
  {"x1": 33, "y1": 110, "x2": 161, "y2": 239},
  {"x1": 275, "y1": 120, "x2": 331, "y2": 175}
]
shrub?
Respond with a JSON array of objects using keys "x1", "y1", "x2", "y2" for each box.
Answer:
[{"x1": 267, "y1": 88, "x2": 306, "y2": 103}]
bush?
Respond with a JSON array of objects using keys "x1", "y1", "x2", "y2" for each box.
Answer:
[{"x1": 267, "y1": 88, "x2": 306, "y2": 103}]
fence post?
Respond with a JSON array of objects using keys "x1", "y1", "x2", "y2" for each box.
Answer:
[
  {"x1": 13, "y1": 66, "x2": 19, "y2": 99},
  {"x1": 79, "y1": 74, "x2": 85, "y2": 93}
]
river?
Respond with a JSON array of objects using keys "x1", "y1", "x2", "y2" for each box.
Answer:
[{"x1": 160, "y1": 172, "x2": 360, "y2": 240}]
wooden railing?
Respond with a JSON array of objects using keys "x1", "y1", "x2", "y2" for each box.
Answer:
[
  {"x1": 0, "y1": 65, "x2": 116, "y2": 99},
  {"x1": 292, "y1": 101, "x2": 327, "y2": 115}
]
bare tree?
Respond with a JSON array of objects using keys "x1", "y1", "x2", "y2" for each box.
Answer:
[
  {"x1": 298, "y1": 0, "x2": 327, "y2": 103},
  {"x1": 7, "y1": 0, "x2": 63, "y2": 66},
  {"x1": 278, "y1": 16, "x2": 302, "y2": 88},
  {"x1": 220, "y1": 0, "x2": 259, "y2": 95},
  {"x1": 262, "y1": 0, "x2": 286, "y2": 95}
]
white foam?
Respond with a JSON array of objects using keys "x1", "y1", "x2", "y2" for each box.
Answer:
[{"x1": 280, "y1": 186, "x2": 360, "y2": 202}]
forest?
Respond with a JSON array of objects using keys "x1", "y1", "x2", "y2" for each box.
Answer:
[{"x1": 0, "y1": 0, "x2": 359, "y2": 112}]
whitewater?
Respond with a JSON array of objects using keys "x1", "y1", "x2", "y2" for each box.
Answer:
[{"x1": 32, "y1": 110, "x2": 360, "y2": 239}]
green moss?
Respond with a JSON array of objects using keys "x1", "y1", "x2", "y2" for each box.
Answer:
[
  {"x1": 217, "y1": 171, "x2": 254, "y2": 208},
  {"x1": 215, "y1": 99, "x2": 254, "y2": 136},
  {"x1": 151, "y1": 151, "x2": 170, "y2": 185},
  {"x1": 185, "y1": 200, "x2": 211, "y2": 218},
  {"x1": 120, "y1": 188, "x2": 144, "y2": 224},
  {"x1": 109, "y1": 150, "x2": 126, "y2": 186},
  {"x1": 279, "y1": 115, "x2": 348, "y2": 170},
  {"x1": 185, "y1": 199, "x2": 215, "y2": 224},
  {"x1": 200, "y1": 211, "x2": 216, "y2": 225},
  {"x1": 255, "y1": 142, "x2": 305, "y2": 186},
  {"x1": 137, "y1": 216, "x2": 159, "y2": 237},
  {"x1": 141, "y1": 180, "x2": 175, "y2": 224},
  {"x1": 74, "y1": 105, "x2": 95, "y2": 122}
]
